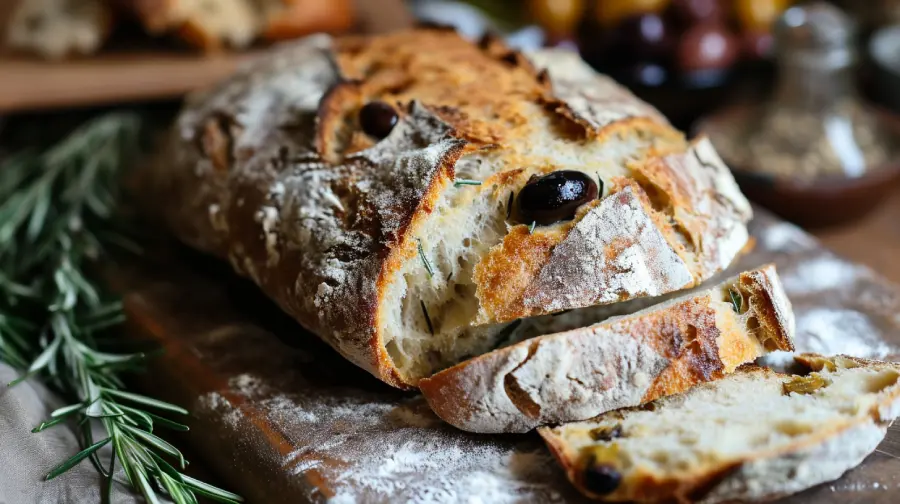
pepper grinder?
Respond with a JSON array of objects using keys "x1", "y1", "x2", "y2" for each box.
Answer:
[{"x1": 698, "y1": 2, "x2": 900, "y2": 227}]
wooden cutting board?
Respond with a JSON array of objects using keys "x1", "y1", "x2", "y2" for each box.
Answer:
[{"x1": 115, "y1": 210, "x2": 900, "y2": 503}]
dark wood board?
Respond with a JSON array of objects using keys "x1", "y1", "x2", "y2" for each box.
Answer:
[{"x1": 116, "y1": 210, "x2": 900, "y2": 503}]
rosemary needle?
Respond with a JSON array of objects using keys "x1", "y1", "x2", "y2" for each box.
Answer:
[
  {"x1": 420, "y1": 300, "x2": 434, "y2": 335},
  {"x1": 416, "y1": 239, "x2": 435, "y2": 278}
]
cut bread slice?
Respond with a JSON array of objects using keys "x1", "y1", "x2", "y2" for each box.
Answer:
[
  {"x1": 419, "y1": 264, "x2": 795, "y2": 433},
  {"x1": 540, "y1": 354, "x2": 900, "y2": 503}
]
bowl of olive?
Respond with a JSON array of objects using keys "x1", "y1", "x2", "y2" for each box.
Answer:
[{"x1": 526, "y1": 0, "x2": 790, "y2": 127}]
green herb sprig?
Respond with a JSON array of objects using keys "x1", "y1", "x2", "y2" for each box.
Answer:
[
  {"x1": 0, "y1": 114, "x2": 242, "y2": 504},
  {"x1": 728, "y1": 288, "x2": 743, "y2": 314}
]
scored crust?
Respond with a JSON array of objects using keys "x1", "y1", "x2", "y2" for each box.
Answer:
[
  {"x1": 140, "y1": 29, "x2": 752, "y2": 387},
  {"x1": 419, "y1": 265, "x2": 795, "y2": 433},
  {"x1": 539, "y1": 354, "x2": 900, "y2": 503}
]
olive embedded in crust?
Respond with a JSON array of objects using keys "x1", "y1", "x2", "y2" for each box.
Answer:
[
  {"x1": 589, "y1": 424, "x2": 623, "y2": 442},
  {"x1": 517, "y1": 170, "x2": 598, "y2": 225},
  {"x1": 359, "y1": 101, "x2": 398, "y2": 139},
  {"x1": 583, "y1": 463, "x2": 622, "y2": 495}
]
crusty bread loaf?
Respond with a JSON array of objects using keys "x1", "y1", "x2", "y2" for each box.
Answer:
[
  {"x1": 419, "y1": 265, "x2": 795, "y2": 433},
  {"x1": 540, "y1": 354, "x2": 900, "y2": 503},
  {"x1": 123, "y1": 0, "x2": 354, "y2": 51},
  {"x1": 5, "y1": 0, "x2": 113, "y2": 59},
  {"x1": 141, "y1": 29, "x2": 752, "y2": 387}
]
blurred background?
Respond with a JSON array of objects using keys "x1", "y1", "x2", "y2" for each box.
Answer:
[{"x1": 1, "y1": 0, "x2": 899, "y2": 278}]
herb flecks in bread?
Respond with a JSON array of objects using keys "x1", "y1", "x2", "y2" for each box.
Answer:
[
  {"x1": 540, "y1": 354, "x2": 900, "y2": 503},
  {"x1": 419, "y1": 265, "x2": 794, "y2": 433},
  {"x1": 143, "y1": 29, "x2": 752, "y2": 387}
]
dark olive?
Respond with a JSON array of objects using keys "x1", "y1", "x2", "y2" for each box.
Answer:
[
  {"x1": 517, "y1": 171, "x2": 598, "y2": 225},
  {"x1": 668, "y1": 0, "x2": 723, "y2": 25},
  {"x1": 589, "y1": 424, "x2": 624, "y2": 442},
  {"x1": 676, "y1": 23, "x2": 739, "y2": 72},
  {"x1": 583, "y1": 463, "x2": 622, "y2": 495},
  {"x1": 609, "y1": 13, "x2": 672, "y2": 61},
  {"x1": 359, "y1": 101, "x2": 398, "y2": 139}
]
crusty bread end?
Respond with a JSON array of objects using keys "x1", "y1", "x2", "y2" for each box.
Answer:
[{"x1": 539, "y1": 354, "x2": 900, "y2": 503}]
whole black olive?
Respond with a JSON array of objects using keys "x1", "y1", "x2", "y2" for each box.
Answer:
[
  {"x1": 359, "y1": 101, "x2": 398, "y2": 139},
  {"x1": 517, "y1": 170, "x2": 598, "y2": 225},
  {"x1": 583, "y1": 463, "x2": 622, "y2": 495}
]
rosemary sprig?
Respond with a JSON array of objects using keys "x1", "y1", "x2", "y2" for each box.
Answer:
[
  {"x1": 0, "y1": 113, "x2": 242, "y2": 504},
  {"x1": 528, "y1": 221, "x2": 537, "y2": 234},
  {"x1": 453, "y1": 178, "x2": 482, "y2": 187}
]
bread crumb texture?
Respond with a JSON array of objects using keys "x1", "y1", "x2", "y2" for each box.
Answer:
[
  {"x1": 540, "y1": 354, "x2": 900, "y2": 503},
  {"x1": 145, "y1": 29, "x2": 751, "y2": 386}
]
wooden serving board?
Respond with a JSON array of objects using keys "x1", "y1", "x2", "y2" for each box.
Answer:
[{"x1": 116, "y1": 210, "x2": 900, "y2": 503}]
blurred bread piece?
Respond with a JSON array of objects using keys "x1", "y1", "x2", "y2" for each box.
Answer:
[
  {"x1": 5, "y1": 0, "x2": 114, "y2": 59},
  {"x1": 259, "y1": 0, "x2": 355, "y2": 42},
  {"x1": 127, "y1": 0, "x2": 259, "y2": 50},
  {"x1": 125, "y1": 0, "x2": 355, "y2": 50}
]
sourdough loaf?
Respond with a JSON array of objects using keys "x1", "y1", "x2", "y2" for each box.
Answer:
[
  {"x1": 540, "y1": 354, "x2": 900, "y2": 503},
  {"x1": 142, "y1": 29, "x2": 752, "y2": 387},
  {"x1": 419, "y1": 265, "x2": 795, "y2": 433}
]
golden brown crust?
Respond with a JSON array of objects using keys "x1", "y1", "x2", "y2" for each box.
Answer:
[{"x1": 739, "y1": 266, "x2": 796, "y2": 353}]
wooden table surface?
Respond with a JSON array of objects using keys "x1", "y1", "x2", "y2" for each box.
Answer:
[{"x1": 814, "y1": 186, "x2": 900, "y2": 284}]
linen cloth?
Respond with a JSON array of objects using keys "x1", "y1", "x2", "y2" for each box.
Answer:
[{"x1": 0, "y1": 363, "x2": 140, "y2": 504}]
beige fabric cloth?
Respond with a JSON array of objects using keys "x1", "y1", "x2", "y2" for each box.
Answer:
[{"x1": 0, "y1": 364, "x2": 139, "y2": 504}]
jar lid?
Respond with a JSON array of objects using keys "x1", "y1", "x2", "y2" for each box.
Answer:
[{"x1": 774, "y1": 2, "x2": 856, "y2": 68}]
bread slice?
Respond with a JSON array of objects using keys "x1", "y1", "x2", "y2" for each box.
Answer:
[
  {"x1": 419, "y1": 265, "x2": 795, "y2": 433},
  {"x1": 140, "y1": 29, "x2": 752, "y2": 387},
  {"x1": 6, "y1": 0, "x2": 113, "y2": 59},
  {"x1": 540, "y1": 354, "x2": 900, "y2": 503}
]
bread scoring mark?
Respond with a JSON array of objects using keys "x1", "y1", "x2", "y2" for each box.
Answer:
[
  {"x1": 527, "y1": 49, "x2": 668, "y2": 137},
  {"x1": 315, "y1": 78, "x2": 364, "y2": 163},
  {"x1": 502, "y1": 340, "x2": 543, "y2": 419},
  {"x1": 200, "y1": 113, "x2": 235, "y2": 172}
]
